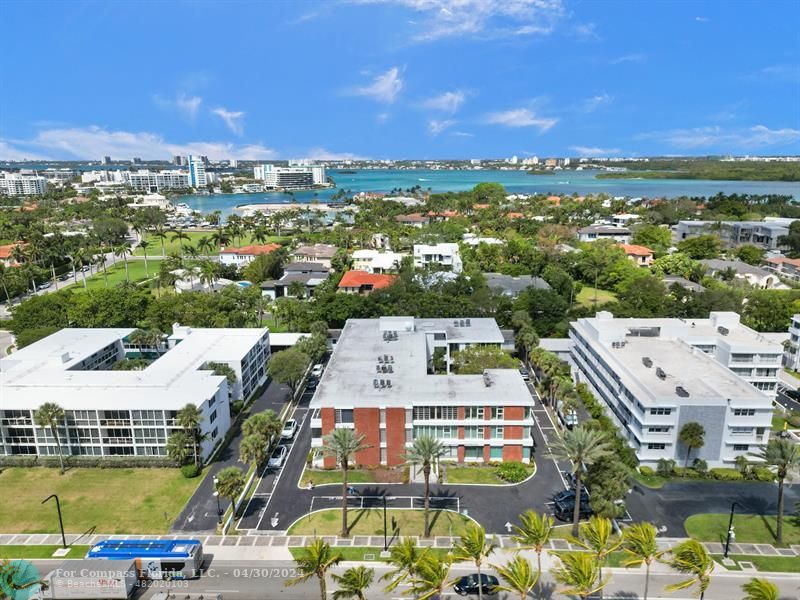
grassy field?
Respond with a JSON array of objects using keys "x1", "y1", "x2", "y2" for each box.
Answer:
[
  {"x1": 444, "y1": 464, "x2": 535, "y2": 485},
  {"x1": 711, "y1": 554, "x2": 800, "y2": 573},
  {"x1": 136, "y1": 231, "x2": 287, "y2": 257},
  {"x1": 576, "y1": 287, "x2": 617, "y2": 308},
  {"x1": 299, "y1": 468, "x2": 404, "y2": 488},
  {"x1": 632, "y1": 470, "x2": 668, "y2": 489},
  {"x1": 289, "y1": 546, "x2": 452, "y2": 562},
  {"x1": 0, "y1": 545, "x2": 91, "y2": 559},
  {"x1": 64, "y1": 259, "x2": 162, "y2": 292},
  {"x1": 0, "y1": 467, "x2": 204, "y2": 534},
  {"x1": 289, "y1": 509, "x2": 473, "y2": 538},
  {"x1": 685, "y1": 513, "x2": 800, "y2": 547}
]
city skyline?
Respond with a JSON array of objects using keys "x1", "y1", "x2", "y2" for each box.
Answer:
[{"x1": 1, "y1": 0, "x2": 799, "y2": 161}]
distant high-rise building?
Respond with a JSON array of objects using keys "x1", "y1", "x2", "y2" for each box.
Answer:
[
  {"x1": 509, "y1": 155, "x2": 518, "y2": 164},
  {"x1": 102, "y1": 156, "x2": 111, "y2": 165},
  {"x1": 253, "y1": 162, "x2": 326, "y2": 189},
  {"x1": 187, "y1": 155, "x2": 207, "y2": 188},
  {"x1": 131, "y1": 157, "x2": 142, "y2": 165},
  {"x1": 172, "y1": 155, "x2": 185, "y2": 166},
  {"x1": 229, "y1": 159, "x2": 238, "y2": 169},
  {"x1": 200, "y1": 155, "x2": 209, "y2": 166},
  {"x1": 0, "y1": 173, "x2": 48, "y2": 196}
]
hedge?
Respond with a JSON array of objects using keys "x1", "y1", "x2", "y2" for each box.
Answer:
[
  {"x1": 493, "y1": 461, "x2": 530, "y2": 483},
  {"x1": 709, "y1": 468, "x2": 744, "y2": 481},
  {"x1": 0, "y1": 456, "x2": 178, "y2": 469}
]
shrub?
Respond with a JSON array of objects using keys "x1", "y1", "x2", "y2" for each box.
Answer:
[
  {"x1": 656, "y1": 458, "x2": 676, "y2": 478},
  {"x1": 692, "y1": 459, "x2": 708, "y2": 476},
  {"x1": 494, "y1": 461, "x2": 530, "y2": 483},
  {"x1": 639, "y1": 466, "x2": 655, "y2": 477},
  {"x1": 710, "y1": 468, "x2": 744, "y2": 481},
  {"x1": 230, "y1": 399, "x2": 244, "y2": 417},
  {"x1": 788, "y1": 414, "x2": 800, "y2": 428},
  {"x1": 0, "y1": 456, "x2": 176, "y2": 468},
  {"x1": 752, "y1": 466, "x2": 775, "y2": 482},
  {"x1": 180, "y1": 464, "x2": 201, "y2": 478}
]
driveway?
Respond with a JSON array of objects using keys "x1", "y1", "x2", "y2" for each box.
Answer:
[{"x1": 171, "y1": 378, "x2": 292, "y2": 532}]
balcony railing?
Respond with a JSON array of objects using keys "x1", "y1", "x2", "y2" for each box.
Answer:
[
  {"x1": 100, "y1": 419, "x2": 130, "y2": 427},
  {"x1": 102, "y1": 437, "x2": 133, "y2": 445}
]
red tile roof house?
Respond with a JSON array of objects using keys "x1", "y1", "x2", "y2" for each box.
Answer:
[
  {"x1": 338, "y1": 270, "x2": 398, "y2": 295},
  {"x1": 765, "y1": 256, "x2": 800, "y2": 282},
  {"x1": 426, "y1": 210, "x2": 459, "y2": 222},
  {"x1": 0, "y1": 242, "x2": 26, "y2": 267},
  {"x1": 394, "y1": 213, "x2": 430, "y2": 228},
  {"x1": 218, "y1": 243, "x2": 281, "y2": 267},
  {"x1": 618, "y1": 243, "x2": 654, "y2": 267}
]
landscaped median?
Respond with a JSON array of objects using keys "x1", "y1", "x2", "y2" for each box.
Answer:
[
  {"x1": 685, "y1": 513, "x2": 800, "y2": 547},
  {"x1": 288, "y1": 508, "x2": 473, "y2": 538},
  {"x1": 299, "y1": 465, "x2": 407, "y2": 488},
  {"x1": 442, "y1": 461, "x2": 535, "y2": 485}
]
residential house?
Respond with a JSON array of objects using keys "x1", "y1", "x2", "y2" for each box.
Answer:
[
  {"x1": 413, "y1": 243, "x2": 463, "y2": 274},
  {"x1": 765, "y1": 256, "x2": 800, "y2": 282},
  {"x1": 618, "y1": 244, "x2": 654, "y2": 267},
  {"x1": 577, "y1": 225, "x2": 632, "y2": 243},
  {"x1": 484, "y1": 273, "x2": 551, "y2": 297},
  {"x1": 394, "y1": 213, "x2": 430, "y2": 228},
  {"x1": 699, "y1": 259, "x2": 786, "y2": 289},
  {"x1": 291, "y1": 244, "x2": 338, "y2": 269},
  {"x1": 337, "y1": 270, "x2": 398, "y2": 295},
  {"x1": 260, "y1": 262, "x2": 330, "y2": 300},
  {"x1": 219, "y1": 243, "x2": 281, "y2": 267},
  {"x1": 352, "y1": 249, "x2": 408, "y2": 274}
]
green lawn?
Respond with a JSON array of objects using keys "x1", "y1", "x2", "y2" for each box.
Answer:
[
  {"x1": 783, "y1": 367, "x2": 800, "y2": 381},
  {"x1": 0, "y1": 467, "x2": 204, "y2": 534},
  {"x1": 299, "y1": 467, "x2": 407, "y2": 488},
  {"x1": 444, "y1": 464, "x2": 535, "y2": 485},
  {"x1": 62, "y1": 259, "x2": 162, "y2": 292},
  {"x1": 576, "y1": 287, "x2": 617, "y2": 308},
  {"x1": 632, "y1": 470, "x2": 668, "y2": 489},
  {"x1": 0, "y1": 545, "x2": 90, "y2": 559},
  {"x1": 772, "y1": 409, "x2": 788, "y2": 431},
  {"x1": 289, "y1": 546, "x2": 452, "y2": 562},
  {"x1": 289, "y1": 509, "x2": 473, "y2": 538},
  {"x1": 685, "y1": 513, "x2": 800, "y2": 547},
  {"x1": 712, "y1": 554, "x2": 800, "y2": 573},
  {"x1": 136, "y1": 231, "x2": 287, "y2": 257}
]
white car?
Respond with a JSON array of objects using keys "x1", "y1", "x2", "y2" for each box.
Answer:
[
  {"x1": 281, "y1": 419, "x2": 297, "y2": 440},
  {"x1": 268, "y1": 445, "x2": 288, "y2": 468},
  {"x1": 311, "y1": 364, "x2": 324, "y2": 377}
]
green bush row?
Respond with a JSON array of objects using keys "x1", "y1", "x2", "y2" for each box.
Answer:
[
  {"x1": 649, "y1": 460, "x2": 775, "y2": 482},
  {"x1": 493, "y1": 461, "x2": 530, "y2": 483},
  {"x1": 0, "y1": 456, "x2": 178, "y2": 469}
]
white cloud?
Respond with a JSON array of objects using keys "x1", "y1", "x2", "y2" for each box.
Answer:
[
  {"x1": 0, "y1": 140, "x2": 50, "y2": 161},
  {"x1": 570, "y1": 145, "x2": 622, "y2": 156},
  {"x1": 364, "y1": 0, "x2": 565, "y2": 42},
  {"x1": 581, "y1": 93, "x2": 613, "y2": 113},
  {"x1": 153, "y1": 93, "x2": 203, "y2": 119},
  {"x1": 376, "y1": 112, "x2": 390, "y2": 123},
  {"x1": 451, "y1": 131, "x2": 474, "y2": 137},
  {"x1": 484, "y1": 108, "x2": 557, "y2": 132},
  {"x1": 428, "y1": 119, "x2": 456, "y2": 135},
  {"x1": 3, "y1": 126, "x2": 276, "y2": 160},
  {"x1": 756, "y1": 64, "x2": 800, "y2": 83},
  {"x1": 695, "y1": 16, "x2": 709, "y2": 22},
  {"x1": 573, "y1": 22, "x2": 600, "y2": 40},
  {"x1": 305, "y1": 147, "x2": 368, "y2": 160},
  {"x1": 638, "y1": 125, "x2": 800, "y2": 149},
  {"x1": 350, "y1": 67, "x2": 404, "y2": 104},
  {"x1": 610, "y1": 53, "x2": 646, "y2": 65},
  {"x1": 421, "y1": 90, "x2": 466, "y2": 114},
  {"x1": 212, "y1": 107, "x2": 246, "y2": 136}
]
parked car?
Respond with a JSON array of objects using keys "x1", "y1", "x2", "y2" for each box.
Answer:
[
  {"x1": 558, "y1": 408, "x2": 578, "y2": 429},
  {"x1": 38, "y1": 281, "x2": 52, "y2": 289},
  {"x1": 553, "y1": 488, "x2": 589, "y2": 504},
  {"x1": 267, "y1": 445, "x2": 288, "y2": 468},
  {"x1": 311, "y1": 363, "x2": 324, "y2": 377},
  {"x1": 784, "y1": 387, "x2": 800, "y2": 401},
  {"x1": 306, "y1": 377, "x2": 318, "y2": 390},
  {"x1": 281, "y1": 419, "x2": 297, "y2": 440},
  {"x1": 454, "y1": 574, "x2": 499, "y2": 597},
  {"x1": 80, "y1": 265, "x2": 91, "y2": 272},
  {"x1": 57, "y1": 273, "x2": 70, "y2": 281},
  {"x1": 554, "y1": 497, "x2": 593, "y2": 522},
  {"x1": 518, "y1": 367, "x2": 530, "y2": 381}
]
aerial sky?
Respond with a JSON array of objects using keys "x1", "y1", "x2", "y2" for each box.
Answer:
[{"x1": 1, "y1": 0, "x2": 799, "y2": 161}]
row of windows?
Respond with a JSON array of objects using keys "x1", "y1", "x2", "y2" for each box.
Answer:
[{"x1": 413, "y1": 406, "x2": 457, "y2": 421}]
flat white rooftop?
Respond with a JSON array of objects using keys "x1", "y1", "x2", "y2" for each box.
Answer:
[{"x1": 311, "y1": 317, "x2": 529, "y2": 409}]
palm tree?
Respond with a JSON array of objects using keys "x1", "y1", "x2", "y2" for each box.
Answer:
[
  {"x1": 548, "y1": 426, "x2": 614, "y2": 536},
  {"x1": 665, "y1": 539, "x2": 715, "y2": 600},
  {"x1": 403, "y1": 435, "x2": 446, "y2": 538},
  {"x1": 138, "y1": 240, "x2": 151, "y2": 277},
  {"x1": 170, "y1": 229, "x2": 191, "y2": 257},
  {"x1": 452, "y1": 522, "x2": 497, "y2": 600},
  {"x1": 621, "y1": 522, "x2": 664, "y2": 600},
  {"x1": 321, "y1": 428, "x2": 370, "y2": 538},
  {"x1": 408, "y1": 553, "x2": 453, "y2": 600},
  {"x1": 152, "y1": 227, "x2": 168, "y2": 257},
  {"x1": 197, "y1": 236, "x2": 214, "y2": 256},
  {"x1": 166, "y1": 431, "x2": 192, "y2": 465},
  {"x1": 242, "y1": 410, "x2": 282, "y2": 444},
  {"x1": 288, "y1": 280, "x2": 306, "y2": 298},
  {"x1": 114, "y1": 244, "x2": 131, "y2": 282},
  {"x1": 381, "y1": 537, "x2": 424, "y2": 592},
  {"x1": 176, "y1": 403, "x2": 203, "y2": 468},
  {"x1": 332, "y1": 566, "x2": 374, "y2": 600},
  {"x1": 553, "y1": 552, "x2": 607, "y2": 600},
  {"x1": 512, "y1": 511, "x2": 553, "y2": 576},
  {"x1": 95, "y1": 252, "x2": 108, "y2": 287},
  {"x1": 571, "y1": 516, "x2": 621, "y2": 598},
  {"x1": 516, "y1": 325, "x2": 539, "y2": 366},
  {"x1": 741, "y1": 577, "x2": 779, "y2": 600},
  {"x1": 215, "y1": 466, "x2": 246, "y2": 520},
  {"x1": 239, "y1": 434, "x2": 268, "y2": 469},
  {"x1": 0, "y1": 264, "x2": 12, "y2": 304},
  {"x1": 286, "y1": 538, "x2": 341, "y2": 600},
  {"x1": 252, "y1": 226, "x2": 270, "y2": 245},
  {"x1": 211, "y1": 229, "x2": 231, "y2": 249},
  {"x1": 492, "y1": 555, "x2": 539, "y2": 600},
  {"x1": 184, "y1": 244, "x2": 200, "y2": 260},
  {"x1": 198, "y1": 260, "x2": 219, "y2": 290},
  {"x1": 749, "y1": 438, "x2": 798, "y2": 544},
  {"x1": 678, "y1": 422, "x2": 706, "y2": 468},
  {"x1": 34, "y1": 402, "x2": 66, "y2": 474}
]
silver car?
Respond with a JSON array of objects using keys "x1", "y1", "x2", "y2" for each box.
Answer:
[{"x1": 267, "y1": 445, "x2": 288, "y2": 468}]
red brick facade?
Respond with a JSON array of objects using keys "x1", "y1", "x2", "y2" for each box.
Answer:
[
  {"x1": 385, "y1": 408, "x2": 406, "y2": 466},
  {"x1": 354, "y1": 408, "x2": 381, "y2": 466},
  {"x1": 321, "y1": 407, "x2": 336, "y2": 468}
]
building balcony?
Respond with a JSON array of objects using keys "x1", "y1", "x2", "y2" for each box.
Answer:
[
  {"x1": 102, "y1": 437, "x2": 134, "y2": 444},
  {"x1": 100, "y1": 419, "x2": 130, "y2": 427}
]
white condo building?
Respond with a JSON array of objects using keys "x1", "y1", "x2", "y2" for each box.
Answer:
[
  {"x1": 413, "y1": 243, "x2": 463, "y2": 274},
  {"x1": 0, "y1": 325, "x2": 270, "y2": 461},
  {"x1": 352, "y1": 250, "x2": 408, "y2": 274},
  {"x1": 187, "y1": 155, "x2": 207, "y2": 188},
  {"x1": 0, "y1": 173, "x2": 48, "y2": 196},
  {"x1": 253, "y1": 163, "x2": 326, "y2": 189},
  {"x1": 569, "y1": 312, "x2": 778, "y2": 467},
  {"x1": 127, "y1": 170, "x2": 190, "y2": 193}
]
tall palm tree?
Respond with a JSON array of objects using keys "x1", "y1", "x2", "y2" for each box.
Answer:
[
  {"x1": 403, "y1": 435, "x2": 446, "y2": 538},
  {"x1": 0, "y1": 264, "x2": 12, "y2": 304},
  {"x1": 34, "y1": 402, "x2": 66, "y2": 474},
  {"x1": 749, "y1": 438, "x2": 798, "y2": 544},
  {"x1": 408, "y1": 553, "x2": 453, "y2": 600},
  {"x1": 286, "y1": 538, "x2": 341, "y2": 600},
  {"x1": 452, "y1": 522, "x2": 497, "y2": 600},
  {"x1": 321, "y1": 428, "x2": 370, "y2": 537},
  {"x1": 152, "y1": 227, "x2": 168, "y2": 257},
  {"x1": 548, "y1": 426, "x2": 614, "y2": 536},
  {"x1": 492, "y1": 555, "x2": 539, "y2": 600},
  {"x1": 184, "y1": 244, "x2": 200, "y2": 260},
  {"x1": 741, "y1": 577, "x2": 779, "y2": 600},
  {"x1": 138, "y1": 240, "x2": 151, "y2": 277},
  {"x1": 170, "y1": 229, "x2": 191, "y2": 257},
  {"x1": 95, "y1": 252, "x2": 108, "y2": 287},
  {"x1": 211, "y1": 229, "x2": 231, "y2": 249},
  {"x1": 622, "y1": 522, "x2": 665, "y2": 600},
  {"x1": 512, "y1": 510, "x2": 553, "y2": 575},
  {"x1": 553, "y1": 552, "x2": 607, "y2": 600},
  {"x1": 166, "y1": 430, "x2": 192, "y2": 465},
  {"x1": 239, "y1": 434, "x2": 268, "y2": 470},
  {"x1": 196, "y1": 236, "x2": 214, "y2": 257},
  {"x1": 114, "y1": 244, "x2": 131, "y2": 282},
  {"x1": 381, "y1": 537, "x2": 424, "y2": 592},
  {"x1": 198, "y1": 260, "x2": 220, "y2": 290},
  {"x1": 332, "y1": 566, "x2": 374, "y2": 600},
  {"x1": 571, "y1": 516, "x2": 621, "y2": 598},
  {"x1": 252, "y1": 226, "x2": 270, "y2": 245},
  {"x1": 242, "y1": 410, "x2": 282, "y2": 444},
  {"x1": 665, "y1": 539, "x2": 715, "y2": 600},
  {"x1": 215, "y1": 466, "x2": 245, "y2": 519},
  {"x1": 176, "y1": 403, "x2": 203, "y2": 468}
]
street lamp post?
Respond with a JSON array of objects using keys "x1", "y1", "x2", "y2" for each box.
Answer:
[
  {"x1": 383, "y1": 495, "x2": 388, "y2": 552},
  {"x1": 42, "y1": 494, "x2": 66, "y2": 549},
  {"x1": 213, "y1": 477, "x2": 222, "y2": 524},
  {"x1": 724, "y1": 501, "x2": 739, "y2": 558}
]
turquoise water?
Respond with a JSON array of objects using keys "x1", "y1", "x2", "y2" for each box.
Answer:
[{"x1": 179, "y1": 168, "x2": 799, "y2": 217}]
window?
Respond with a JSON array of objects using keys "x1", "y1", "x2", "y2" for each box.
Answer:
[
  {"x1": 650, "y1": 408, "x2": 672, "y2": 416},
  {"x1": 464, "y1": 446, "x2": 482, "y2": 459},
  {"x1": 211, "y1": 427, "x2": 218, "y2": 439},
  {"x1": 335, "y1": 409, "x2": 354, "y2": 424},
  {"x1": 491, "y1": 407, "x2": 504, "y2": 420},
  {"x1": 730, "y1": 427, "x2": 752, "y2": 435},
  {"x1": 464, "y1": 407, "x2": 484, "y2": 420},
  {"x1": 733, "y1": 409, "x2": 756, "y2": 417},
  {"x1": 647, "y1": 427, "x2": 670, "y2": 433},
  {"x1": 380, "y1": 429, "x2": 386, "y2": 444},
  {"x1": 492, "y1": 427, "x2": 504, "y2": 439},
  {"x1": 209, "y1": 410, "x2": 217, "y2": 424},
  {"x1": 208, "y1": 395, "x2": 216, "y2": 408},
  {"x1": 733, "y1": 444, "x2": 749, "y2": 452},
  {"x1": 413, "y1": 406, "x2": 457, "y2": 420},
  {"x1": 647, "y1": 443, "x2": 666, "y2": 450},
  {"x1": 490, "y1": 447, "x2": 503, "y2": 461},
  {"x1": 414, "y1": 426, "x2": 454, "y2": 439},
  {"x1": 380, "y1": 448, "x2": 387, "y2": 463}
]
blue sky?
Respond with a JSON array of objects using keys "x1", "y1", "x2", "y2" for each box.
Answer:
[{"x1": 1, "y1": 0, "x2": 799, "y2": 160}]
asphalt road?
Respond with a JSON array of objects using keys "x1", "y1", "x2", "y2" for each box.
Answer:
[
  {"x1": 775, "y1": 388, "x2": 800, "y2": 414},
  {"x1": 172, "y1": 379, "x2": 292, "y2": 532}
]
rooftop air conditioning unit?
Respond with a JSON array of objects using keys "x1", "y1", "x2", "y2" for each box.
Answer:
[
  {"x1": 465, "y1": 318, "x2": 471, "y2": 327},
  {"x1": 718, "y1": 326, "x2": 729, "y2": 336},
  {"x1": 676, "y1": 386, "x2": 690, "y2": 398},
  {"x1": 656, "y1": 367, "x2": 667, "y2": 380},
  {"x1": 642, "y1": 357, "x2": 653, "y2": 368}
]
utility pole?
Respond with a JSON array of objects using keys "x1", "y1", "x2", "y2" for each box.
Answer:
[{"x1": 42, "y1": 494, "x2": 66, "y2": 549}]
